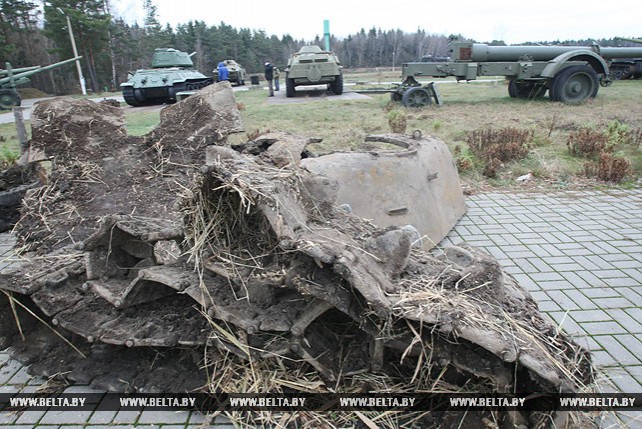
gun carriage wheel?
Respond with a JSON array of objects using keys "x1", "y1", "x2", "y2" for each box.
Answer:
[
  {"x1": 0, "y1": 89, "x2": 21, "y2": 110},
  {"x1": 549, "y1": 65, "x2": 599, "y2": 103},
  {"x1": 401, "y1": 87, "x2": 432, "y2": 107}
]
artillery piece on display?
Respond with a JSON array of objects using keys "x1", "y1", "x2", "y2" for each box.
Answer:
[
  {"x1": 392, "y1": 41, "x2": 642, "y2": 106},
  {"x1": 120, "y1": 48, "x2": 213, "y2": 106},
  {"x1": 609, "y1": 38, "x2": 642, "y2": 80},
  {"x1": 0, "y1": 57, "x2": 81, "y2": 110}
]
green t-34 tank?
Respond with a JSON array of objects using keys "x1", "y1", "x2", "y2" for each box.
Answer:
[
  {"x1": 121, "y1": 48, "x2": 213, "y2": 106},
  {"x1": 285, "y1": 45, "x2": 343, "y2": 97}
]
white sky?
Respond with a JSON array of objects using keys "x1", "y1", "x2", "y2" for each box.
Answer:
[{"x1": 113, "y1": 0, "x2": 641, "y2": 45}]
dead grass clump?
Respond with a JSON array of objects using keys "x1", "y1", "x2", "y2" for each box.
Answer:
[
  {"x1": 466, "y1": 127, "x2": 534, "y2": 178},
  {"x1": 566, "y1": 128, "x2": 610, "y2": 159},
  {"x1": 584, "y1": 153, "x2": 632, "y2": 183},
  {"x1": 387, "y1": 110, "x2": 408, "y2": 134},
  {"x1": 246, "y1": 128, "x2": 270, "y2": 141}
]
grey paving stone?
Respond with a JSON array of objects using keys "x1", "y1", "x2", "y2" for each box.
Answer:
[
  {"x1": 15, "y1": 409, "x2": 47, "y2": 424},
  {"x1": 543, "y1": 290, "x2": 581, "y2": 311},
  {"x1": 594, "y1": 336, "x2": 641, "y2": 366},
  {"x1": 512, "y1": 258, "x2": 539, "y2": 273},
  {"x1": 138, "y1": 409, "x2": 190, "y2": 424},
  {"x1": 583, "y1": 321, "x2": 630, "y2": 336},
  {"x1": 528, "y1": 258, "x2": 555, "y2": 273},
  {"x1": 609, "y1": 371, "x2": 642, "y2": 393},
  {"x1": 592, "y1": 297, "x2": 635, "y2": 309},
  {"x1": 608, "y1": 310, "x2": 642, "y2": 334},
  {"x1": 530, "y1": 272, "x2": 564, "y2": 282},
  {"x1": 88, "y1": 410, "x2": 117, "y2": 424},
  {"x1": 579, "y1": 286, "x2": 621, "y2": 299},
  {"x1": 0, "y1": 410, "x2": 19, "y2": 425},
  {"x1": 7, "y1": 365, "x2": 34, "y2": 386},
  {"x1": 39, "y1": 410, "x2": 93, "y2": 424},
  {"x1": 592, "y1": 350, "x2": 619, "y2": 367},
  {"x1": 189, "y1": 411, "x2": 207, "y2": 424},
  {"x1": 0, "y1": 358, "x2": 22, "y2": 384},
  {"x1": 616, "y1": 335, "x2": 642, "y2": 358},
  {"x1": 604, "y1": 277, "x2": 641, "y2": 287},
  {"x1": 546, "y1": 312, "x2": 585, "y2": 336},
  {"x1": 112, "y1": 410, "x2": 141, "y2": 424},
  {"x1": 537, "y1": 300, "x2": 562, "y2": 313},
  {"x1": 562, "y1": 289, "x2": 598, "y2": 310},
  {"x1": 569, "y1": 309, "x2": 611, "y2": 323}
]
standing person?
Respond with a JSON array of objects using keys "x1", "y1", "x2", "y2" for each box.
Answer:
[
  {"x1": 273, "y1": 66, "x2": 280, "y2": 91},
  {"x1": 217, "y1": 61, "x2": 229, "y2": 81},
  {"x1": 264, "y1": 61, "x2": 274, "y2": 97}
]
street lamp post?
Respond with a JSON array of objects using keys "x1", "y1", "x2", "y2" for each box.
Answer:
[{"x1": 57, "y1": 8, "x2": 87, "y2": 95}]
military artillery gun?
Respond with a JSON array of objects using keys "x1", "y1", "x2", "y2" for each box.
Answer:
[
  {"x1": 609, "y1": 38, "x2": 642, "y2": 80},
  {"x1": 394, "y1": 41, "x2": 642, "y2": 106},
  {"x1": 0, "y1": 57, "x2": 82, "y2": 110}
]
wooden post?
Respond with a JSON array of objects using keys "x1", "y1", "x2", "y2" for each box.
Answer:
[{"x1": 13, "y1": 106, "x2": 28, "y2": 155}]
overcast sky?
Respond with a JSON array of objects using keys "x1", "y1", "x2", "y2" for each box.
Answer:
[{"x1": 113, "y1": 0, "x2": 641, "y2": 45}]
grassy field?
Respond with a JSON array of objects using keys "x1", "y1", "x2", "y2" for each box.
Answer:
[{"x1": 2, "y1": 72, "x2": 641, "y2": 189}]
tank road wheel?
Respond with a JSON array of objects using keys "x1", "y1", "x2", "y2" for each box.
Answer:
[
  {"x1": 330, "y1": 74, "x2": 344, "y2": 95},
  {"x1": 508, "y1": 79, "x2": 547, "y2": 99},
  {"x1": 122, "y1": 88, "x2": 142, "y2": 107},
  {"x1": 550, "y1": 65, "x2": 599, "y2": 104},
  {"x1": 0, "y1": 89, "x2": 21, "y2": 110},
  {"x1": 401, "y1": 87, "x2": 432, "y2": 108},
  {"x1": 286, "y1": 78, "x2": 295, "y2": 97}
]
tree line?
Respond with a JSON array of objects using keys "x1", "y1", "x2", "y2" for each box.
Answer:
[{"x1": 0, "y1": 0, "x2": 636, "y2": 95}]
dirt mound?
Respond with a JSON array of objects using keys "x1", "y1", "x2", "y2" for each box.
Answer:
[
  {"x1": 0, "y1": 88, "x2": 597, "y2": 428},
  {"x1": 0, "y1": 163, "x2": 38, "y2": 232},
  {"x1": 15, "y1": 85, "x2": 243, "y2": 254},
  {"x1": 17, "y1": 87, "x2": 50, "y2": 99}
]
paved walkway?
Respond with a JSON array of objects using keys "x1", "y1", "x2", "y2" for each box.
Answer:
[{"x1": 1, "y1": 189, "x2": 641, "y2": 428}]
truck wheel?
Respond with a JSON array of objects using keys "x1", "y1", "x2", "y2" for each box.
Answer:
[
  {"x1": 0, "y1": 89, "x2": 21, "y2": 110},
  {"x1": 401, "y1": 87, "x2": 432, "y2": 108},
  {"x1": 550, "y1": 65, "x2": 599, "y2": 104},
  {"x1": 286, "y1": 78, "x2": 295, "y2": 97},
  {"x1": 331, "y1": 74, "x2": 343, "y2": 95},
  {"x1": 508, "y1": 79, "x2": 547, "y2": 99}
]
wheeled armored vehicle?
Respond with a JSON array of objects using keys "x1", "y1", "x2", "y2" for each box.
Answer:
[
  {"x1": 213, "y1": 59, "x2": 246, "y2": 86},
  {"x1": 285, "y1": 45, "x2": 343, "y2": 97}
]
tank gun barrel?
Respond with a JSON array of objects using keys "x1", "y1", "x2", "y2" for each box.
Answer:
[
  {"x1": 0, "y1": 56, "x2": 82, "y2": 87},
  {"x1": 0, "y1": 65, "x2": 41, "y2": 76},
  {"x1": 450, "y1": 43, "x2": 642, "y2": 62},
  {"x1": 188, "y1": 52, "x2": 197, "y2": 57},
  {"x1": 617, "y1": 37, "x2": 642, "y2": 45}
]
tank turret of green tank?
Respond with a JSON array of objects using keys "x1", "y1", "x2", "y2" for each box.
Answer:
[{"x1": 120, "y1": 48, "x2": 213, "y2": 106}]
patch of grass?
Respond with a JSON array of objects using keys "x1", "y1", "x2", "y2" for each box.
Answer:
[
  {"x1": 125, "y1": 110, "x2": 161, "y2": 136},
  {"x1": 66, "y1": 73, "x2": 642, "y2": 189},
  {"x1": 0, "y1": 123, "x2": 26, "y2": 166}
]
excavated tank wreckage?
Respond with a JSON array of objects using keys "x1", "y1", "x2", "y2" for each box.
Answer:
[{"x1": 0, "y1": 83, "x2": 594, "y2": 428}]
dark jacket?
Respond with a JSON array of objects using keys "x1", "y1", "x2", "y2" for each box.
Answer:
[{"x1": 264, "y1": 62, "x2": 274, "y2": 80}]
